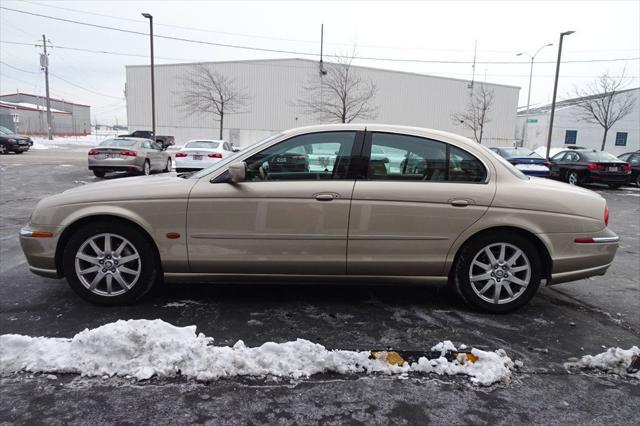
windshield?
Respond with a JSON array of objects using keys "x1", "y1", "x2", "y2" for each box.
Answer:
[
  {"x1": 478, "y1": 144, "x2": 529, "y2": 180},
  {"x1": 100, "y1": 139, "x2": 137, "y2": 147},
  {"x1": 583, "y1": 151, "x2": 624, "y2": 162},
  {"x1": 185, "y1": 141, "x2": 220, "y2": 149},
  {"x1": 0, "y1": 126, "x2": 13, "y2": 135},
  {"x1": 501, "y1": 147, "x2": 541, "y2": 158},
  {"x1": 190, "y1": 132, "x2": 284, "y2": 179}
]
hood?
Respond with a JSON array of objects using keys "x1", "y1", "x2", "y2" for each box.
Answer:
[{"x1": 40, "y1": 175, "x2": 197, "y2": 208}]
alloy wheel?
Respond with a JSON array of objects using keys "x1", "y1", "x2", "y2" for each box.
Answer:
[
  {"x1": 143, "y1": 161, "x2": 151, "y2": 175},
  {"x1": 74, "y1": 233, "x2": 141, "y2": 297},
  {"x1": 0, "y1": 145, "x2": 6, "y2": 155},
  {"x1": 468, "y1": 242, "x2": 531, "y2": 305},
  {"x1": 568, "y1": 172, "x2": 578, "y2": 185}
]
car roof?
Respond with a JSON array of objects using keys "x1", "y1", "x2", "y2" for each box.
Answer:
[
  {"x1": 186, "y1": 139, "x2": 225, "y2": 143},
  {"x1": 113, "y1": 137, "x2": 150, "y2": 142}
]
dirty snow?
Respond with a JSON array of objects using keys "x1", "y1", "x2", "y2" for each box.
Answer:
[
  {"x1": 566, "y1": 346, "x2": 639, "y2": 379},
  {"x1": 0, "y1": 319, "x2": 515, "y2": 386}
]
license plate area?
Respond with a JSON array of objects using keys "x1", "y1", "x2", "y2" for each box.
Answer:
[
  {"x1": 608, "y1": 167, "x2": 619, "y2": 172},
  {"x1": 193, "y1": 155, "x2": 203, "y2": 160}
]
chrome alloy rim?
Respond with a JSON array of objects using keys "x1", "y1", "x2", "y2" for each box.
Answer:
[
  {"x1": 568, "y1": 172, "x2": 578, "y2": 185},
  {"x1": 144, "y1": 161, "x2": 150, "y2": 175},
  {"x1": 468, "y1": 242, "x2": 531, "y2": 305},
  {"x1": 74, "y1": 233, "x2": 141, "y2": 296},
  {"x1": 166, "y1": 158, "x2": 172, "y2": 171}
]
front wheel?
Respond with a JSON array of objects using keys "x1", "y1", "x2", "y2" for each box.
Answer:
[
  {"x1": 163, "y1": 157, "x2": 172, "y2": 172},
  {"x1": 0, "y1": 145, "x2": 7, "y2": 155},
  {"x1": 453, "y1": 232, "x2": 542, "y2": 313},
  {"x1": 142, "y1": 160, "x2": 151, "y2": 176},
  {"x1": 62, "y1": 221, "x2": 159, "y2": 305}
]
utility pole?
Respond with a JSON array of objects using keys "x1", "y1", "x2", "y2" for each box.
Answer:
[
  {"x1": 40, "y1": 34, "x2": 53, "y2": 140},
  {"x1": 142, "y1": 13, "x2": 156, "y2": 140},
  {"x1": 319, "y1": 23, "x2": 326, "y2": 76}
]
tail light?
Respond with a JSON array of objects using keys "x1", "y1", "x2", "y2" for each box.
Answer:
[
  {"x1": 508, "y1": 160, "x2": 518, "y2": 165},
  {"x1": 604, "y1": 203, "x2": 609, "y2": 226},
  {"x1": 543, "y1": 161, "x2": 551, "y2": 168},
  {"x1": 208, "y1": 153, "x2": 223, "y2": 158},
  {"x1": 88, "y1": 150, "x2": 98, "y2": 156},
  {"x1": 623, "y1": 165, "x2": 632, "y2": 172},
  {"x1": 587, "y1": 163, "x2": 605, "y2": 171},
  {"x1": 121, "y1": 151, "x2": 137, "y2": 157},
  {"x1": 175, "y1": 152, "x2": 187, "y2": 157}
]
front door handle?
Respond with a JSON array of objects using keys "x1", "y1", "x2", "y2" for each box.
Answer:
[
  {"x1": 449, "y1": 199, "x2": 469, "y2": 207},
  {"x1": 315, "y1": 193, "x2": 336, "y2": 201}
]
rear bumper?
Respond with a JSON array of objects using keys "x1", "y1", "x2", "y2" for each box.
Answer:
[
  {"x1": 89, "y1": 157, "x2": 141, "y2": 172},
  {"x1": 585, "y1": 172, "x2": 631, "y2": 184},
  {"x1": 542, "y1": 228, "x2": 619, "y2": 285},
  {"x1": 174, "y1": 158, "x2": 220, "y2": 170}
]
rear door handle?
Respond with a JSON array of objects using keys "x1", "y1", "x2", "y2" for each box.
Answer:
[
  {"x1": 315, "y1": 193, "x2": 337, "y2": 201},
  {"x1": 449, "y1": 199, "x2": 469, "y2": 207}
]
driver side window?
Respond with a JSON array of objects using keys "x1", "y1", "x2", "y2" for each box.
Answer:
[{"x1": 244, "y1": 131, "x2": 356, "y2": 181}]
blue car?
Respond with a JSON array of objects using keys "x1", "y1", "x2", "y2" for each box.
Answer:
[{"x1": 489, "y1": 147, "x2": 550, "y2": 177}]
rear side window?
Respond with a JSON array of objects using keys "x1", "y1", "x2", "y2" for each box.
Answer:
[
  {"x1": 367, "y1": 133, "x2": 486, "y2": 183},
  {"x1": 100, "y1": 139, "x2": 137, "y2": 147},
  {"x1": 187, "y1": 141, "x2": 220, "y2": 149}
]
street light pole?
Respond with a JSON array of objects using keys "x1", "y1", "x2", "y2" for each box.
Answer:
[
  {"x1": 545, "y1": 30, "x2": 575, "y2": 159},
  {"x1": 142, "y1": 13, "x2": 156, "y2": 140},
  {"x1": 516, "y1": 43, "x2": 552, "y2": 147}
]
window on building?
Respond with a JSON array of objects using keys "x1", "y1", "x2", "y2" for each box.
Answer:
[
  {"x1": 615, "y1": 132, "x2": 628, "y2": 146},
  {"x1": 564, "y1": 130, "x2": 577, "y2": 144}
]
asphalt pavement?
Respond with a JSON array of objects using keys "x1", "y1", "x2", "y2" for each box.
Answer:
[{"x1": 1, "y1": 147, "x2": 639, "y2": 425}]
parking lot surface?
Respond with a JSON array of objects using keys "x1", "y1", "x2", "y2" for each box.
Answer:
[{"x1": 1, "y1": 148, "x2": 639, "y2": 424}]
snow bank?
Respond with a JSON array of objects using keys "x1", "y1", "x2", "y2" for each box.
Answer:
[
  {"x1": 0, "y1": 319, "x2": 515, "y2": 386},
  {"x1": 566, "y1": 346, "x2": 640, "y2": 379}
]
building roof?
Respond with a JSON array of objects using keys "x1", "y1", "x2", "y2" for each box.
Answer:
[
  {"x1": 518, "y1": 87, "x2": 639, "y2": 116},
  {"x1": 126, "y1": 57, "x2": 521, "y2": 90},
  {"x1": 0, "y1": 100, "x2": 71, "y2": 114},
  {"x1": 0, "y1": 92, "x2": 90, "y2": 108}
]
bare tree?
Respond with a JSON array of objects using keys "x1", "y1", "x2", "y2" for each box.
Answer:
[
  {"x1": 572, "y1": 73, "x2": 636, "y2": 151},
  {"x1": 297, "y1": 54, "x2": 378, "y2": 123},
  {"x1": 179, "y1": 65, "x2": 249, "y2": 139},
  {"x1": 451, "y1": 84, "x2": 495, "y2": 144}
]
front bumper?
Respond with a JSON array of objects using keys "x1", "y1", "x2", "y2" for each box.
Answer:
[{"x1": 19, "y1": 225, "x2": 62, "y2": 279}]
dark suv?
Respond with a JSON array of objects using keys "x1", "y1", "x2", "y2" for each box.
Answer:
[{"x1": 0, "y1": 126, "x2": 33, "y2": 154}]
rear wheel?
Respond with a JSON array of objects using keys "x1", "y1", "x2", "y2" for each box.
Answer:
[
  {"x1": 567, "y1": 171, "x2": 580, "y2": 186},
  {"x1": 93, "y1": 170, "x2": 106, "y2": 178},
  {"x1": 62, "y1": 221, "x2": 159, "y2": 305},
  {"x1": 454, "y1": 232, "x2": 542, "y2": 313},
  {"x1": 636, "y1": 175, "x2": 640, "y2": 187}
]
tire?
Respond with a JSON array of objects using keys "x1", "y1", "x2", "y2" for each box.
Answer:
[
  {"x1": 0, "y1": 145, "x2": 7, "y2": 155},
  {"x1": 142, "y1": 160, "x2": 151, "y2": 176},
  {"x1": 163, "y1": 157, "x2": 172, "y2": 172},
  {"x1": 15, "y1": 150, "x2": 24, "y2": 154},
  {"x1": 93, "y1": 170, "x2": 106, "y2": 178},
  {"x1": 567, "y1": 171, "x2": 580, "y2": 186},
  {"x1": 636, "y1": 175, "x2": 640, "y2": 187},
  {"x1": 62, "y1": 221, "x2": 159, "y2": 305},
  {"x1": 453, "y1": 231, "x2": 542, "y2": 313},
  {"x1": 608, "y1": 184, "x2": 621, "y2": 189}
]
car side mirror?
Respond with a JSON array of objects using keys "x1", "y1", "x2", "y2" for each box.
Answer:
[{"x1": 228, "y1": 161, "x2": 246, "y2": 183}]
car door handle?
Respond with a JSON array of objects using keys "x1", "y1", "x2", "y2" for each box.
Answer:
[
  {"x1": 315, "y1": 193, "x2": 336, "y2": 201},
  {"x1": 449, "y1": 199, "x2": 469, "y2": 207}
]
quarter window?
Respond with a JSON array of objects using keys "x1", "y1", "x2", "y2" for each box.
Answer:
[
  {"x1": 564, "y1": 130, "x2": 577, "y2": 144},
  {"x1": 367, "y1": 133, "x2": 486, "y2": 183},
  {"x1": 244, "y1": 131, "x2": 355, "y2": 181},
  {"x1": 615, "y1": 132, "x2": 628, "y2": 146}
]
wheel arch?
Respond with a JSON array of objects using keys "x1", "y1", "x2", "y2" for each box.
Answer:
[
  {"x1": 55, "y1": 214, "x2": 162, "y2": 277},
  {"x1": 446, "y1": 226, "x2": 553, "y2": 284}
]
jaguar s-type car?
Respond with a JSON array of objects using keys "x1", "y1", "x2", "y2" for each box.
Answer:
[{"x1": 20, "y1": 124, "x2": 619, "y2": 313}]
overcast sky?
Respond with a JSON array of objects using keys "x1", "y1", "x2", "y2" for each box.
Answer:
[{"x1": 1, "y1": 0, "x2": 638, "y2": 125}]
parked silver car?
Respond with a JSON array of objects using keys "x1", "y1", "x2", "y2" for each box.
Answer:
[{"x1": 88, "y1": 137, "x2": 172, "y2": 178}]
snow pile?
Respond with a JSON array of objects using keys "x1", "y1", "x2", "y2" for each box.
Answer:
[
  {"x1": 566, "y1": 346, "x2": 640, "y2": 379},
  {"x1": 0, "y1": 319, "x2": 515, "y2": 386}
]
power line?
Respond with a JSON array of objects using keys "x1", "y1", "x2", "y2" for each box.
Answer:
[
  {"x1": 48, "y1": 73, "x2": 124, "y2": 99},
  {"x1": 2, "y1": 6, "x2": 639, "y2": 65},
  {"x1": 0, "y1": 60, "x2": 40, "y2": 74}
]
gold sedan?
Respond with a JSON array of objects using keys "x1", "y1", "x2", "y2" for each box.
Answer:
[{"x1": 19, "y1": 124, "x2": 619, "y2": 313}]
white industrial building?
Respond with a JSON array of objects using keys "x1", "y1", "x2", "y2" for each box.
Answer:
[
  {"x1": 516, "y1": 88, "x2": 639, "y2": 155},
  {"x1": 125, "y1": 58, "x2": 520, "y2": 147}
]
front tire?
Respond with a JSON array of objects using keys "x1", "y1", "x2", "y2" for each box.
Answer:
[
  {"x1": 163, "y1": 157, "x2": 172, "y2": 172},
  {"x1": 142, "y1": 160, "x2": 151, "y2": 176},
  {"x1": 453, "y1": 232, "x2": 542, "y2": 313},
  {"x1": 0, "y1": 145, "x2": 7, "y2": 155},
  {"x1": 62, "y1": 221, "x2": 159, "y2": 305}
]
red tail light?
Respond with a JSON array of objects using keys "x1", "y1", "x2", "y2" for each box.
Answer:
[
  {"x1": 623, "y1": 165, "x2": 632, "y2": 172},
  {"x1": 88, "y1": 150, "x2": 98, "y2": 156},
  {"x1": 208, "y1": 153, "x2": 223, "y2": 158},
  {"x1": 587, "y1": 162, "x2": 605, "y2": 171},
  {"x1": 175, "y1": 152, "x2": 187, "y2": 157},
  {"x1": 604, "y1": 203, "x2": 609, "y2": 226},
  {"x1": 120, "y1": 151, "x2": 137, "y2": 157}
]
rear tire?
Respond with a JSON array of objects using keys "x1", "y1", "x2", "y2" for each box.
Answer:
[
  {"x1": 567, "y1": 171, "x2": 580, "y2": 186},
  {"x1": 636, "y1": 175, "x2": 640, "y2": 187},
  {"x1": 93, "y1": 170, "x2": 106, "y2": 178},
  {"x1": 62, "y1": 221, "x2": 159, "y2": 305},
  {"x1": 453, "y1": 231, "x2": 542, "y2": 313}
]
